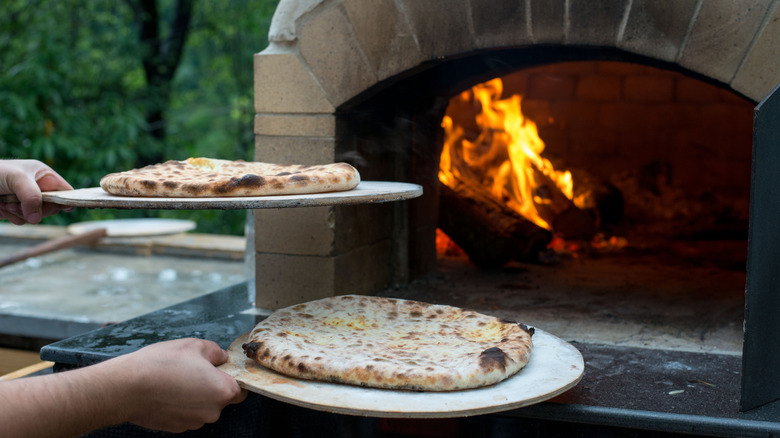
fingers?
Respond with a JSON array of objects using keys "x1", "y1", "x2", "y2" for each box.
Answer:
[
  {"x1": 0, "y1": 160, "x2": 75, "y2": 224},
  {"x1": 0, "y1": 202, "x2": 27, "y2": 225},
  {"x1": 197, "y1": 339, "x2": 230, "y2": 367},
  {"x1": 229, "y1": 387, "x2": 248, "y2": 405},
  {"x1": 185, "y1": 339, "x2": 246, "y2": 405},
  {"x1": 35, "y1": 172, "x2": 73, "y2": 192}
]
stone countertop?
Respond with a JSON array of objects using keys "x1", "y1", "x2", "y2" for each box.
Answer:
[
  {"x1": 40, "y1": 283, "x2": 780, "y2": 437},
  {"x1": 0, "y1": 224, "x2": 249, "y2": 344}
]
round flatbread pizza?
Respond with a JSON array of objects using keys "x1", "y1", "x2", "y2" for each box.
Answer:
[
  {"x1": 242, "y1": 295, "x2": 534, "y2": 392},
  {"x1": 100, "y1": 158, "x2": 360, "y2": 197}
]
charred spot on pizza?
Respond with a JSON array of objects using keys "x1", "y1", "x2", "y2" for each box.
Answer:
[
  {"x1": 242, "y1": 342, "x2": 262, "y2": 358},
  {"x1": 518, "y1": 323, "x2": 535, "y2": 336},
  {"x1": 219, "y1": 174, "x2": 266, "y2": 193},
  {"x1": 289, "y1": 174, "x2": 310, "y2": 184},
  {"x1": 183, "y1": 183, "x2": 207, "y2": 195},
  {"x1": 162, "y1": 181, "x2": 178, "y2": 189},
  {"x1": 479, "y1": 347, "x2": 508, "y2": 372},
  {"x1": 140, "y1": 180, "x2": 157, "y2": 189}
]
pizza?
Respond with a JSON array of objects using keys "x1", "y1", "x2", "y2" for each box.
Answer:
[
  {"x1": 242, "y1": 295, "x2": 534, "y2": 391},
  {"x1": 99, "y1": 157, "x2": 360, "y2": 197}
]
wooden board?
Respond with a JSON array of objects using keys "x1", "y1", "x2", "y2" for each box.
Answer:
[
  {"x1": 2, "y1": 181, "x2": 422, "y2": 210},
  {"x1": 219, "y1": 329, "x2": 584, "y2": 418},
  {"x1": 66, "y1": 218, "x2": 196, "y2": 237}
]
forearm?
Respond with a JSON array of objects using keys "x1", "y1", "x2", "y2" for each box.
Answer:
[
  {"x1": 0, "y1": 363, "x2": 133, "y2": 438},
  {"x1": 0, "y1": 338, "x2": 244, "y2": 437}
]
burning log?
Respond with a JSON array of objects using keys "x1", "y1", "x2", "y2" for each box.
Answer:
[
  {"x1": 438, "y1": 181, "x2": 553, "y2": 268},
  {"x1": 530, "y1": 163, "x2": 597, "y2": 241}
]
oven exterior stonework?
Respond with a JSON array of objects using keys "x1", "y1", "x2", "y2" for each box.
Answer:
[{"x1": 251, "y1": 0, "x2": 780, "y2": 310}]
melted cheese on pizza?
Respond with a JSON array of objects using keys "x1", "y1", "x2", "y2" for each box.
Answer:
[{"x1": 242, "y1": 295, "x2": 534, "y2": 391}]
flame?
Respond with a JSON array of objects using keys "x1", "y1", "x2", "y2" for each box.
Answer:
[{"x1": 439, "y1": 78, "x2": 573, "y2": 229}]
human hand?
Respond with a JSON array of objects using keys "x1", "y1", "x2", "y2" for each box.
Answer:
[
  {"x1": 0, "y1": 159, "x2": 74, "y2": 225},
  {"x1": 110, "y1": 338, "x2": 247, "y2": 433}
]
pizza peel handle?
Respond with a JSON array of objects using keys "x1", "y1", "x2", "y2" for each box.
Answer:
[
  {"x1": 0, "y1": 228, "x2": 108, "y2": 268},
  {"x1": 0, "y1": 194, "x2": 21, "y2": 203}
]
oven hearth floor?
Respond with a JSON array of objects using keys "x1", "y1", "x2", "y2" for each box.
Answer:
[{"x1": 388, "y1": 239, "x2": 747, "y2": 356}]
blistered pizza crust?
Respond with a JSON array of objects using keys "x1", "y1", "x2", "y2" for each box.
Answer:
[
  {"x1": 242, "y1": 295, "x2": 534, "y2": 392},
  {"x1": 100, "y1": 158, "x2": 360, "y2": 197}
]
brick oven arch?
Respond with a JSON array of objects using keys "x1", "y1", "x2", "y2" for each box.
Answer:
[{"x1": 251, "y1": 0, "x2": 778, "y2": 309}]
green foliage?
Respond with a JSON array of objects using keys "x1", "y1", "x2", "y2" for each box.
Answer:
[{"x1": 0, "y1": 0, "x2": 278, "y2": 235}]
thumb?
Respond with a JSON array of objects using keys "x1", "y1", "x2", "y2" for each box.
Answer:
[
  {"x1": 12, "y1": 174, "x2": 44, "y2": 224},
  {"x1": 198, "y1": 339, "x2": 230, "y2": 366}
]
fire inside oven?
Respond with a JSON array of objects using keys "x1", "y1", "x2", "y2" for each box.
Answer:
[{"x1": 423, "y1": 60, "x2": 752, "y2": 363}]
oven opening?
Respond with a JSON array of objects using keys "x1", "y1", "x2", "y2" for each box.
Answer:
[{"x1": 398, "y1": 60, "x2": 753, "y2": 356}]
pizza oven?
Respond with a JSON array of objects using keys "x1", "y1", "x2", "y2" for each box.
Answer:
[{"x1": 246, "y1": 0, "x2": 780, "y2": 435}]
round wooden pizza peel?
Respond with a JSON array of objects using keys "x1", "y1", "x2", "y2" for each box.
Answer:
[
  {"x1": 0, "y1": 218, "x2": 196, "y2": 268},
  {"x1": 0, "y1": 181, "x2": 422, "y2": 210},
  {"x1": 218, "y1": 328, "x2": 584, "y2": 418}
]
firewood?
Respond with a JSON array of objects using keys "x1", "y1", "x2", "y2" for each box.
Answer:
[
  {"x1": 530, "y1": 164, "x2": 597, "y2": 241},
  {"x1": 438, "y1": 181, "x2": 552, "y2": 268}
]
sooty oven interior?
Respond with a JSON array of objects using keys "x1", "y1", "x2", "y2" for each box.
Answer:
[{"x1": 246, "y1": 0, "x2": 780, "y2": 434}]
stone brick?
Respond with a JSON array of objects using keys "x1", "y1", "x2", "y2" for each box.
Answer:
[
  {"x1": 679, "y1": 0, "x2": 771, "y2": 84},
  {"x1": 254, "y1": 52, "x2": 334, "y2": 114},
  {"x1": 542, "y1": 61, "x2": 598, "y2": 76},
  {"x1": 254, "y1": 206, "x2": 335, "y2": 256},
  {"x1": 334, "y1": 239, "x2": 394, "y2": 296},
  {"x1": 342, "y1": 0, "x2": 423, "y2": 81},
  {"x1": 519, "y1": 99, "x2": 554, "y2": 128},
  {"x1": 620, "y1": 0, "x2": 697, "y2": 62},
  {"x1": 567, "y1": 0, "x2": 628, "y2": 46},
  {"x1": 254, "y1": 135, "x2": 337, "y2": 164},
  {"x1": 719, "y1": 88, "x2": 753, "y2": 105},
  {"x1": 254, "y1": 252, "x2": 336, "y2": 309},
  {"x1": 599, "y1": 102, "x2": 661, "y2": 131},
  {"x1": 676, "y1": 76, "x2": 721, "y2": 103},
  {"x1": 568, "y1": 127, "x2": 620, "y2": 158},
  {"x1": 623, "y1": 75, "x2": 674, "y2": 102},
  {"x1": 700, "y1": 103, "x2": 754, "y2": 137},
  {"x1": 526, "y1": 73, "x2": 577, "y2": 100},
  {"x1": 470, "y1": 0, "x2": 532, "y2": 48},
  {"x1": 397, "y1": 0, "x2": 474, "y2": 58},
  {"x1": 548, "y1": 100, "x2": 602, "y2": 128},
  {"x1": 252, "y1": 202, "x2": 393, "y2": 256},
  {"x1": 596, "y1": 61, "x2": 651, "y2": 75},
  {"x1": 254, "y1": 114, "x2": 336, "y2": 137},
  {"x1": 334, "y1": 203, "x2": 395, "y2": 253},
  {"x1": 576, "y1": 75, "x2": 622, "y2": 101},
  {"x1": 731, "y1": 4, "x2": 780, "y2": 102},
  {"x1": 298, "y1": 4, "x2": 377, "y2": 106},
  {"x1": 530, "y1": 0, "x2": 565, "y2": 43},
  {"x1": 254, "y1": 240, "x2": 394, "y2": 309}
]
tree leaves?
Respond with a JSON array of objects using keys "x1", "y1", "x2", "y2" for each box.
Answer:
[{"x1": 0, "y1": 0, "x2": 278, "y2": 234}]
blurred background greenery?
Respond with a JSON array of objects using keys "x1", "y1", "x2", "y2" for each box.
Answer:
[{"x1": 0, "y1": 0, "x2": 279, "y2": 235}]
